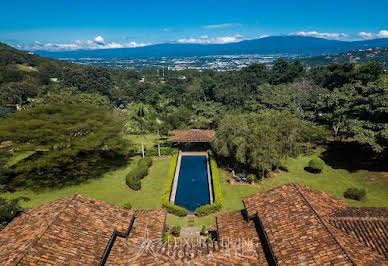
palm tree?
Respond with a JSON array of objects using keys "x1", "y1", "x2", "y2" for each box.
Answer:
[
  {"x1": 137, "y1": 104, "x2": 145, "y2": 158},
  {"x1": 155, "y1": 118, "x2": 162, "y2": 157}
]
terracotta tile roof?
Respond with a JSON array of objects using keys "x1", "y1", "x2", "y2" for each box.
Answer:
[
  {"x1": 216, "y1": 210, "x2": 268, "y2": 265},
  {"x1": 243, "y1": 183, "x2": 347, "y2": 218},
  {"x1": 0, "y1": 194, "x2": 166, "y2": 265},
  {"x1": 326, "y1": 207, "x2": 388, "y2": 258},
  {"x1": 1, "y1": 186, "x2": 387, "y2": 265},
  {"x1": 169, "y1": 129, "x2": 215, "y2": 142},
  {"x1": 241, "y1": 183, "x2": 387, "y2": 265}
]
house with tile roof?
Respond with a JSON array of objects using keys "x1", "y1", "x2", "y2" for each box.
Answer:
[
  {"x1": 169, "y1": 129, "x2": 215, "y2": 143},
  {"x1": 0, "y1": 183, "x2": 387, "y2": 265}
]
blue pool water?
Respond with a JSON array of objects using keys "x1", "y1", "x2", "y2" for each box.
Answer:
[{"x1": 174, "y1": 155, "x2": 210, "y2": 212}]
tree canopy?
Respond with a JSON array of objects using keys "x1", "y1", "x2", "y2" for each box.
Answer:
[{"x1": 0, "y1": 104, "x2": 134, "y2": 189}]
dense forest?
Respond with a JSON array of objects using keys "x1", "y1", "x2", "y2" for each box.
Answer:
[{"x1": 0, "y1": 42, "x2": 387, "y2": 191}]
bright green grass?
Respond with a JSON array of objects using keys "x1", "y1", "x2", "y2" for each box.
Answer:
[
  {"x1": 125, "y1": 134, "x2": 158, "y2": 150},
  {"x1": 167, "y1": 153, "x2": 388, "y2": 227},
  {"x1": 2, "y1": 156, "x2": 172, "y2": 210}
]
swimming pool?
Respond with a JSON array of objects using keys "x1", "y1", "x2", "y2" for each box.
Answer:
[{"x1": 173, "y1": 155, "x2": 211, "y2": 212}]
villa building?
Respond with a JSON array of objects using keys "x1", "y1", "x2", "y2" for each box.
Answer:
[
  {"x1": 0, "y1": 183, "x2": 387, "y2": 265},
  {"x1": 170, "y1": 129, "x2": 215, "y2": 151}
]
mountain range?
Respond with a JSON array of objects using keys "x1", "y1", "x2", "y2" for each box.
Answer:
[{"x1": 33, "y1": 36, "x2": 388, "y2": 59}]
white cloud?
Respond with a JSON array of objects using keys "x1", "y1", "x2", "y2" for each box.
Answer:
[
  {"x1": 358, "y1": 32, "x2": 374, "y2": 39},
  {"x1": 357, "y1": 30, "x2": 388, "y2": 39},
  {"x1": 177, "y1": 34, "x2": 245, "y2": 44},
  {"x1": 259, "y1": 34, "x2": 270, "y2": 39},
  {"x1": 289, "y1": 31, "x2": 348, "y2": 40},
  {"x1": 377, "y1": 30, "x2": 388, "y2": 38},
  {"x1": 28, "y1": 38, "x2": 151, "y2": 51},
  {"x1": 203, "y1": 23, "x2": 242, "y2": 29},
  {"x1": 163, "y1": 28, "x2": 170, "y2": 32},
  {"x1": 94, "y1": 35, "x2": 105, "y2": 44}
]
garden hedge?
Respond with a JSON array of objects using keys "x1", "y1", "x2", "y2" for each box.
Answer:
[
  {"x1": 161, "y1": 152, "x2": 188, "y2": 216},
  {"x1": 194, "y1": 151, "x2": 223, "y2": 216},
  {"x1": 125, "y1": 157, "x2": 153, "y2": 190}
]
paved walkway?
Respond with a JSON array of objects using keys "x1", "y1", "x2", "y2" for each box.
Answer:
[{"x1": 180, "y1": 226, "x2": 201, "y2": 238}]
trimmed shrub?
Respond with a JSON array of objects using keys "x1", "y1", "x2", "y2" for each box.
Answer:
[
  {"x1": 126, "y1": 174, "x2": 141, "y2": 190},
  {"x1": 163, "y1": 201, "x2": 188, "y2": 217},
  {"x1": 125, "y1": 157, "x2": 153, "y2": 190},
  {"x1": 194, "y1": 203, "x2": 222, "y2": 216},
  {"x1": 123, "y1": 202, "x2": 132, "y2": 210},
  {"x1": 308, "y1": 158, "x2": 325, "y2": 173},
  {"x1": 344, "y1": 188, "x2": 366, "y2": 201},
  {"x1": 194, "y1": 151, "x2": 223, "y2": 216},
  {"x1": 161, "y1": 153, "x2": 189, "y2": 217}
]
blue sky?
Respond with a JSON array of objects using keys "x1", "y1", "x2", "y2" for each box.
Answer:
[{"x1": 1, "y1": 0, "x2": 387, "y2": 51}]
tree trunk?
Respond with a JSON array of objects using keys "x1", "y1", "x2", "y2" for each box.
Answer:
[
  {"x1": 157, "y1": 128, "x2": 161, "y2": 157},
  {"x1": 333, "y1": 121, "x2": 340, "y2": 140},
  {"x1": 141, "y1": 125, "x2": 145, "y2": 158}
]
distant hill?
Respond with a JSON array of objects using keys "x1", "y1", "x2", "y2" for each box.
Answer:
[
  {"x1": 0, "y1": 42, "x2": 68, "y2": 67},
  {"x1": 33, "y1": 36, "x2": 388, "y2": 59},
  {"x1": 0, "y1": 42, "x2": 71, "y2": 86},
  {"x1": 302, "y1": 48, "x2": 388, "y2": 68}
]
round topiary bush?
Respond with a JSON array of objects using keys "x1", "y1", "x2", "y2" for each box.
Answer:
[
  {"x1": 307, "y1": 158, "x2": 325, "y2": 173},
  {"x1": 343, "y1": 187, "x2": 366, "y2": 201}
]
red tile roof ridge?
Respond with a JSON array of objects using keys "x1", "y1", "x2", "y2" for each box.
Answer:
[{"x1": 242, "y1": 182, "x2": 347, "y2": 217}]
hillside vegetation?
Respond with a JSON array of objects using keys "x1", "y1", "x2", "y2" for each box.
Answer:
[{"x1": 303, "y1": 48, "x2": 388, "y2": 69}]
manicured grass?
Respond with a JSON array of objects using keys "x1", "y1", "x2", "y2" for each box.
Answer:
[
  {"x1": 167, "y1": 152, "x2": 388, "y2": 227},
  {"x1": 4, "y1": 148, "x2": 387, "y2": 228},
  {"x1": 2, "y1": 156, "x2": 172, "y2": 210}
]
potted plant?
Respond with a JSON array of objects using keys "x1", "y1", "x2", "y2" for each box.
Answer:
[
  {"x1": 247, "y1": 174, "x2": 256, "y2": 185},
  {"x1": 201, "y1": 225, "x2": 208, "y2": 236},
  {"x1": 171, "y1": 225, "x2": 181, "y2": 237}
]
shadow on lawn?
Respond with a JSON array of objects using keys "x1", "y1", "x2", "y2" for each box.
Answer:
[
  {"x1": 321, "y1": 141, "x2": 388, "y2": 172},
  {"x1": 6, "y1": 153, "x2": 135, "y2": 192}
]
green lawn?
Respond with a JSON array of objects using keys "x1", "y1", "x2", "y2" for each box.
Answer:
[
  {"x1": 167, "y1": 152, "x2": 388, "y2": 227},
  {"x1": 2, "y1": 156, "x2": 172, "y2": 210},
  {"x1": 3, "y1": 150, "x2": 387, "y2": 228}
]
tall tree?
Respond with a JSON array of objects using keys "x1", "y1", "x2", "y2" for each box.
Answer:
[{"x1": 0, "y1": 104, "x2": 133, "y2": 189}]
